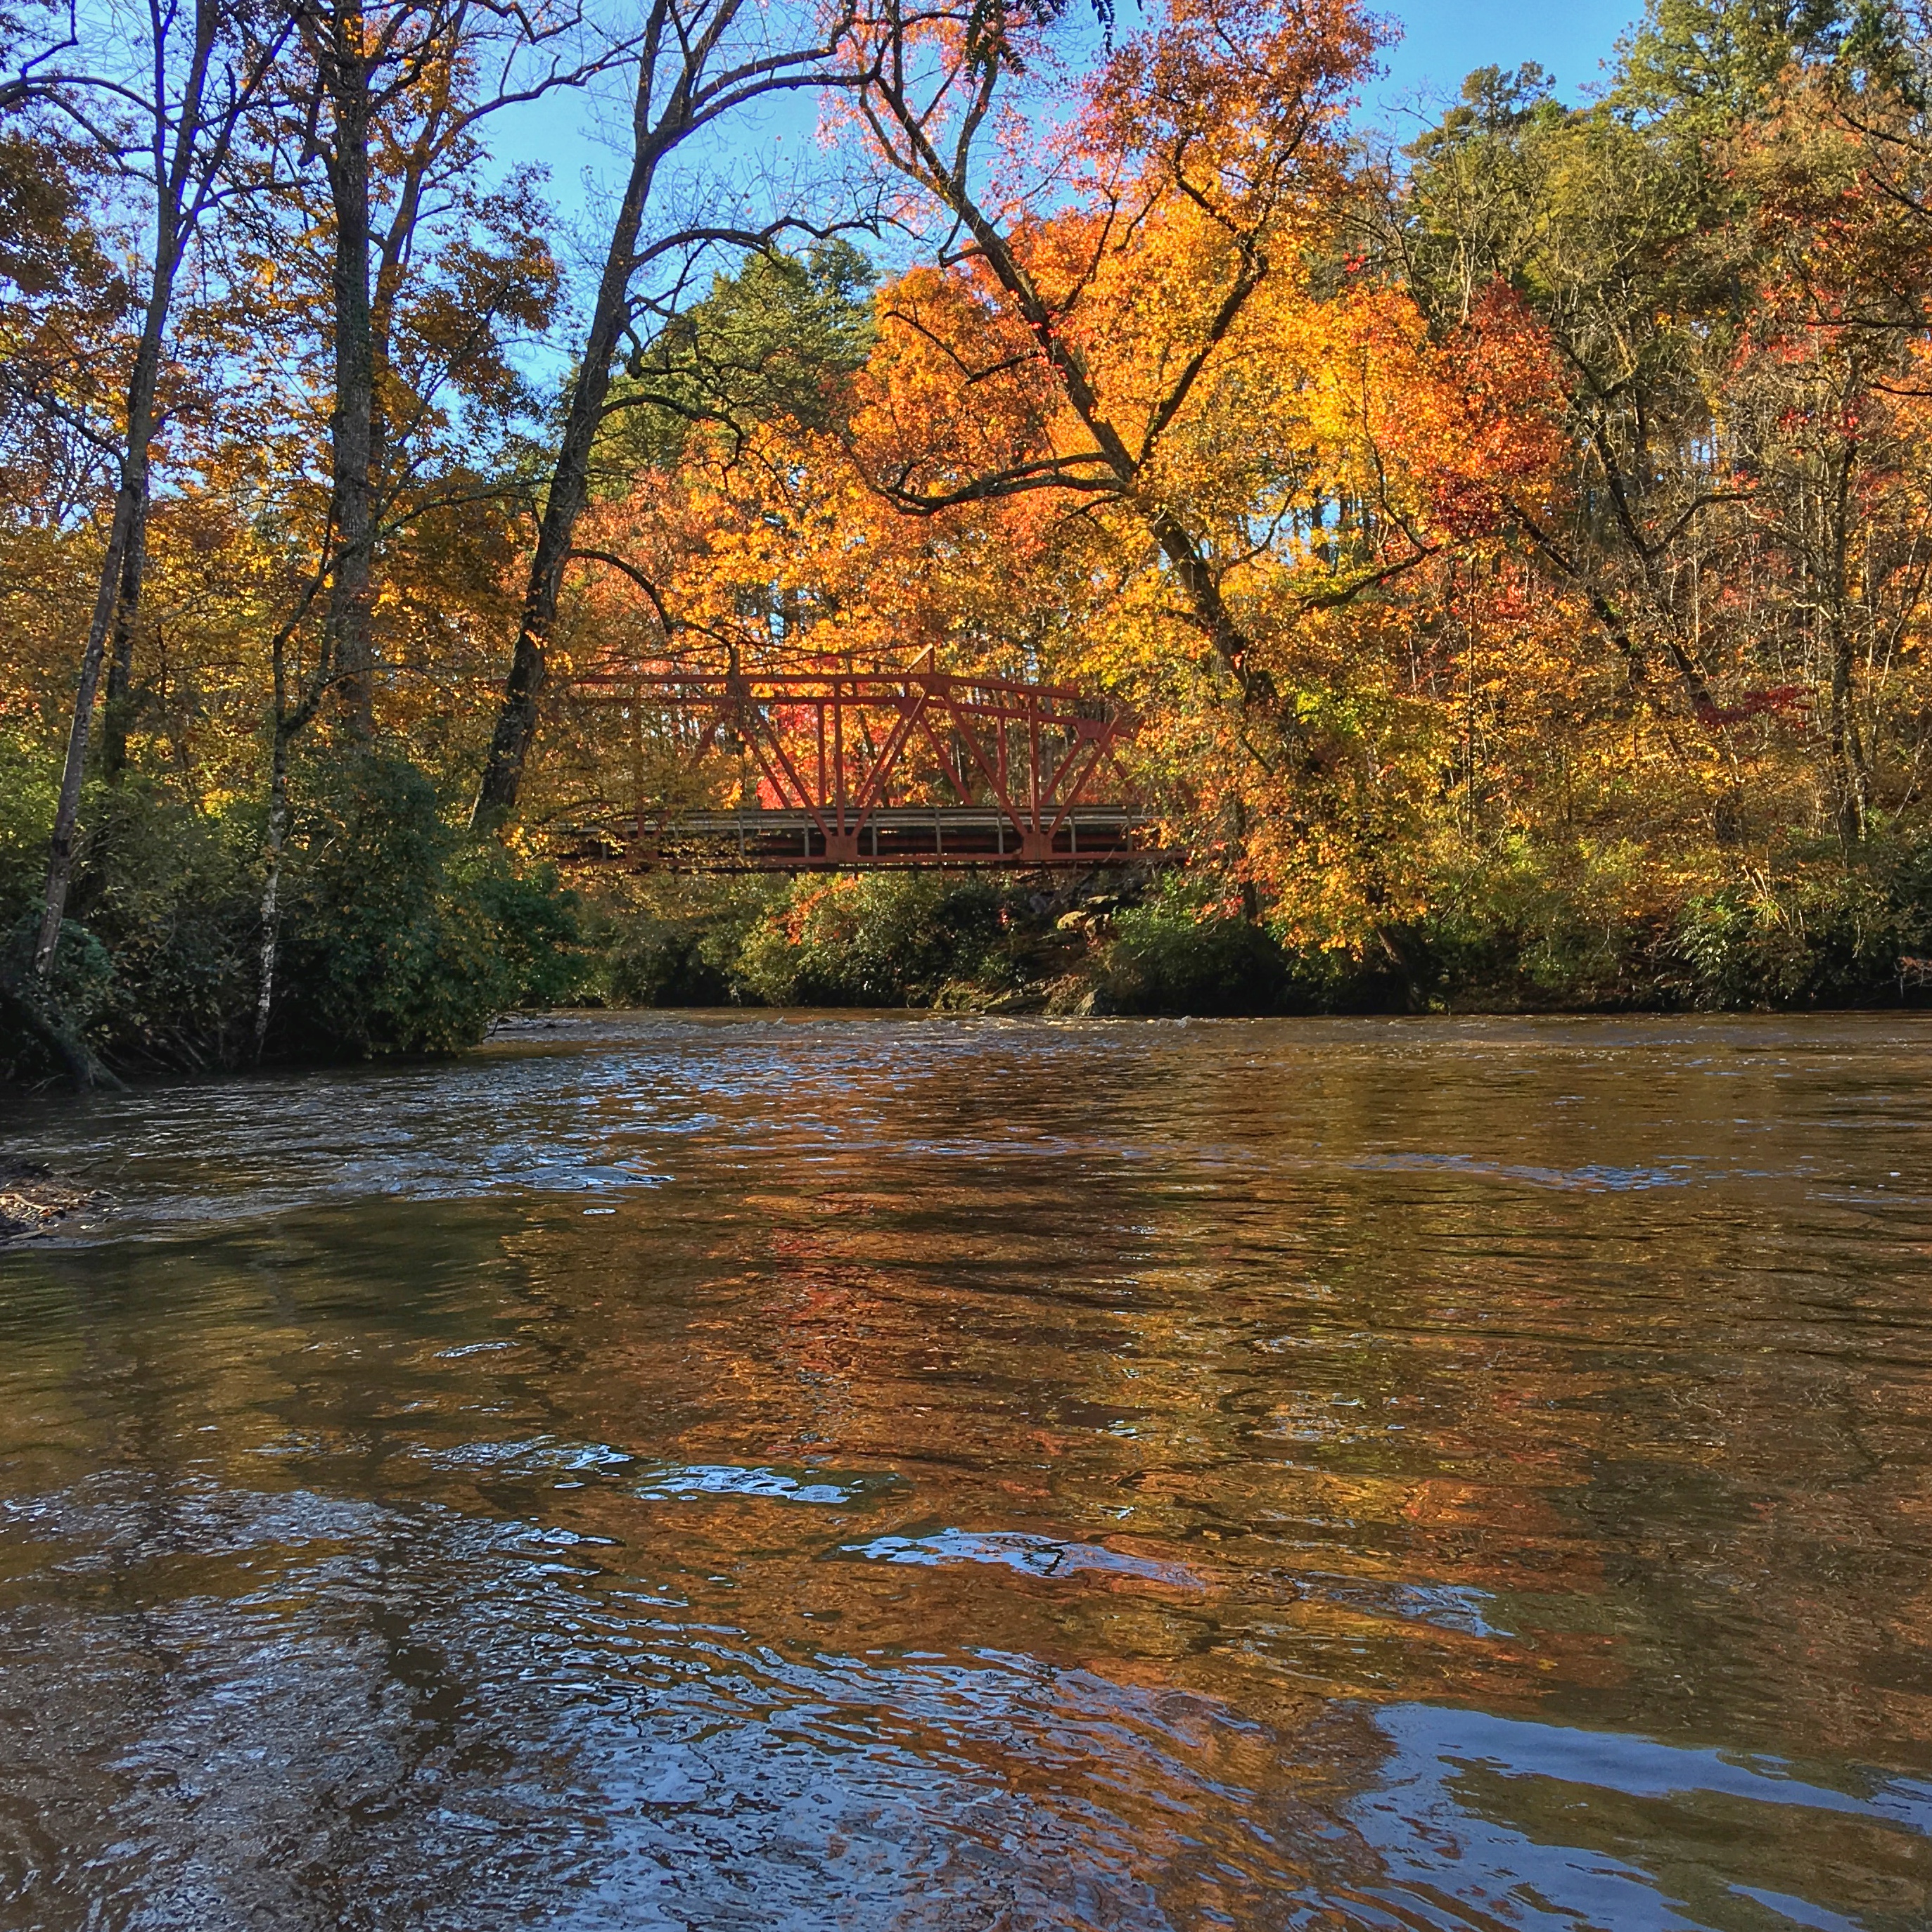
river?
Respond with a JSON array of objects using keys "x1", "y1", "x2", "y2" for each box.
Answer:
[{"x1": 2, "y1": 1012, "x2": 1930, "y2": 1929}]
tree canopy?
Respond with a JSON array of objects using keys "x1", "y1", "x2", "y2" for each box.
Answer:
[{"x1": 10, "y1": 0, "x2": 1932, "y2": 1077}]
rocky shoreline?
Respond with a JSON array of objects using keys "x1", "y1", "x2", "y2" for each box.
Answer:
[{"x1": 0, "y1": 1160, "x2": 96, "y2": 1240}]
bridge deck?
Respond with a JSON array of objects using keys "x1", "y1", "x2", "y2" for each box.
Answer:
[{"x1": 587, "y1": 806, "x2": 1171, "y2": 870}]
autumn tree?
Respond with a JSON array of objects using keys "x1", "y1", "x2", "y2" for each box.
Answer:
[
  {"x1": 843, "y1": 0, "x2": 1379, "y2": 705},
  {"x1": 1720, "y1": 64, "x2": 1932, "y2": 837}
]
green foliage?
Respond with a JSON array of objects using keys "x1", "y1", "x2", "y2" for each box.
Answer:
[
  {"x1": 273, "y1": 756, "x2": 582, "y2": 1058},
  {"x1": 1663, "y1": 831, "x2": 1932, "y2": 1006},
  {"x1": 1613, "y1": 0, "x2": 1852, "y2": 126},
  {"x1": 734, "y1": 871, "x2": 1009, "y2": 1006},
  {"x1": 0, "y1": 779, "x2": 258, "y2": 1075},
  {"x1": 1098, "y1": 876, "x2": 1298, "y2": 1013},
  {"x1": 1366, "y1": 838, "x2": 1658, "y2": 1011},
  {"x1": 576, "y1": 872, "x2": 786, "y2": 1006},
  {"x1": 530, "y1": 836, "x2": 1932, "y2": 1025},
  {"x1": 0, "y1": 736, "x2": 53, "y2": 913},
  {"x1": 600, "y1": 243, "x2": 878, "y2": 478},
  {"x1": 65, "y1": 782, "x2": 262, "y2": 1066},
  {"x1": 0, "y1": 753, "x2": 582, "y2": 1081},
  {"x1": 1, "y1": 914, "x2": 111, "y2": 1036},
  {"x1": 1324, "y1": 833, "x2": 1932, "y2": 1013}
]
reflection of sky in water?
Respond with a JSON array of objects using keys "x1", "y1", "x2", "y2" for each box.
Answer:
[
  {"x1": 843, "y1": 1526, "x2": 1203, "y2": 1589},
  {"x1": 15, "y1": 1463, "x2": 1924, "y2": 1928},
  {"x1": 637, "y1": 1461, "x2": 902, "y2": 1505},
  {"x1": 1350, "y1": 1705, "x2": 1932, "y2": 1931}
]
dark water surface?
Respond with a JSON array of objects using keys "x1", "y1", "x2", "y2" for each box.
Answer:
[{"x1": 4, "y1": 1013, "x2": 1932, "y2": 1931}]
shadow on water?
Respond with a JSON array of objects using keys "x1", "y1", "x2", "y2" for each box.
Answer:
[{"x1": 3, "y1": 1012, "x2": 1932, "y2": 1928}]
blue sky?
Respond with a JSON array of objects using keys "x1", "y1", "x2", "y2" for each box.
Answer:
[
  {"x1": 1374, "y1": 0, "x2": 1638, "y2": 109},
  {"x1": 490, "y1": 0, "x2": 1645, "y2": 261}
]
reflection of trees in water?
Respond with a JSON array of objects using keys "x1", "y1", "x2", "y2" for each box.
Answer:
[
  {"x1": 5, "y1": 1020, "x2": 1932, "y2": 1923},
  {"x1": 492, "y1": 1022, "x2": 1932, "y2": 1767}
]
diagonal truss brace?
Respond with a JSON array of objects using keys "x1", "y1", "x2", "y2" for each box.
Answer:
[{"x1": 572, "y1": 660, "x2": 1141, "y2": 864}]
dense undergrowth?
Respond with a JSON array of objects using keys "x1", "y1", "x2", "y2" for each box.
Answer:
[
  {"x1": 587, "y1": 838, "x2": 1932, "y2": 1020},
  {"x1": 0, "y1": 756, "x2": 580, "y2": 1082},
  {"x1": 6, "y1": 757, "x2": 1931, "y2": 1087}
]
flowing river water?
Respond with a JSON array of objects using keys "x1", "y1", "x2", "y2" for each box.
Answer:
[{"x1": 2, "y1": 1012, "x2": 1931, "y2": 1931}]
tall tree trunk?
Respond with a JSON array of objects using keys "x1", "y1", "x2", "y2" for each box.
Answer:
[
  {"x1": 32, "y1": 482, "x2": 139, "y2": 978},
  {"x1": 34, "y1": 219, "x2": 180, "y2": 979},
  {"x1": 321, "y1": 0, "x2": 377, "y2": 741},
  {"x1": 31, "y1": 0, "x2": 220, "y2": 983},
  {"x1": 468, "y1": 0, "x2": 855, "y2": 824},
  {"x1": 101, "y1": 499, "x2": 148, "y2": 780},
  {"x1": 252, "y1": 570, "x2": 337, "y2": 1061},
  {"x1": 469, "y1": 115, "x2": 664, "y2": 825}
]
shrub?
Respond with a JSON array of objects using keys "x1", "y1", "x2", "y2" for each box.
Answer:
[
  {"x1": 1, "y1": 778, "x2": 259, "y2": 1076},
  {"x1": 734, "y1": 870, "x2": 1008, "y2": 1006},
  {"x1": 1663, "y1": 830, "x2": 1932, "y2": 1009},
  {"x1": 0, "y1": 753, "x2": 584, "y2": 1080},
  {"x1": 271, "y1": 755, "x2": 583, "y2": 1058},
  {"x1": 1097, "y1": 875, "x2": 1297, "y2": 1014},
  {"x1": 576, "y1": 872, "x2": 787, "y2": 1007}
]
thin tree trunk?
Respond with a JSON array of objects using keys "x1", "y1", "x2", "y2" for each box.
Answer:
[
  {"x1": 101, "y1": 499, "x2": 148, "y2": 779},
  {"x1": 1829, "y1": 624, "x2": 1870, "y2": 843},
  {"x1": 468, "y1": 0, "x2": 857, "y2": 823},
  {"x1": 321, "y1": 0, "x2": 378, "y2": 740},
  {"x1": 254, "y1": 720, "x2": 291, "y2": 1060},
  {"x1": 32, "y1": 0, "x2": 219, "y2": 983},
  {"x1": 469, "y1": 93, "x2": 666, "y2": 825},
  {"x1": 34, "y1": 281, "x2": 174, "y2": 978},
  {"x1": 250, "y1": 558, "x2": 338, "y2": 1061}
]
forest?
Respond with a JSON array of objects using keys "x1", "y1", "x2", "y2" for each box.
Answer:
[{"x1": 6, "y1": 0, "x2": 1932, "y2": 1082}]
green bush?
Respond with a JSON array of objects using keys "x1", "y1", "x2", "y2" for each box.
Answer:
[
  {"x1": 0, "y1": 737, "x2": 56, "y2": 917},
  {"x1": 12, "y1": 734, "x2": 1932, "y2": 1085},
  {"x1": 0, "y1": 753, "x2": 584, "y2": 1079},
  {"x1": 271, "y1": 755, "x2": 583, "y2": 1058},
  {"x1": 1098, "y1": 875, "x2": 1297, "y2": 1014},
  {"x1": 70, "y1": 781, "x2": 262, "y2": 1066},
  {"x1": 734, "y1": 870, "x2": 1009, "y2": 1006},
  {"x1": 1663, "y1": 831, "x2": 1932, "y2": 1009},
  {"x1": 576, "y1": 873, "x2": 786, "y2": 1007},
  {"x1": 0, "y1": 779, "x2": 260, "y2": 1075},
  {"x1": 1361, "y1": 837, "x2": 1658, "y2": 1013},
  {"x1": 1, "y1": 914, "x2": 114, "y2": 1037}
]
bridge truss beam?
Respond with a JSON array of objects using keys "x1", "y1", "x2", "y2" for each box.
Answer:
[{"x1": 570, "y1": 663, "x2": 1163, "y2": 869}]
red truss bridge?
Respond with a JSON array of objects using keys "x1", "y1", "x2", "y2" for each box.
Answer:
[{"x1": 565, "y1": 658, "x2": 1168, "y2": 869}]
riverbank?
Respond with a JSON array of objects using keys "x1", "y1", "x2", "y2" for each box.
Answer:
[
  {"x1": 577, "y1": 849, "x2": 1932, "y2": 1021},
  {"x1": 9, "y1": 796, "x2": 1932, "y2": 1092}
]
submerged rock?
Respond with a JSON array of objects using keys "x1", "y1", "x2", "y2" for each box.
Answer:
[{"x1": 0, "y1": 1160, "x2": 96, "y2": 1240}]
